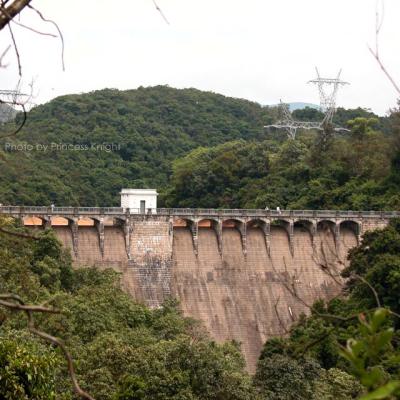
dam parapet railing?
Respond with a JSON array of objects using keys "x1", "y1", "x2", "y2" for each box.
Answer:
[
  {"x1": 2, "y1": 205, "x2": 397, "y2": 259},
  {"x1": 0, "y1": 206, "x2": 399, "y2": 219}
]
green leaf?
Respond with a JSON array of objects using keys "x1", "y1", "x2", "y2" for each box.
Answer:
[
  {"x1": 370, "y1": 309, "x2": 389, "y2": 333},
  {"x1": 359, "y1": 380, "x2": 400, "y2": 400},
  {"x1": 375, "y1": 329, "x2": 394, "y2": 351},
  {"x1": 360, "y1": 367, "x2": 384, "y2": 388}
]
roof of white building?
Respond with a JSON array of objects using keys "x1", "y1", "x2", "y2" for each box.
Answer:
[{"x1": 120, "y1": 189, "x2": 158, "y2": 195}]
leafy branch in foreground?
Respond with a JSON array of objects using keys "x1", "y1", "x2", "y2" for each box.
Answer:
[
  {"x1": 0, "y1": 293, "x2": 95, "y2": 400},
  {"x1": 340, "y1": 308, "x2": 400, "y2": 400},
  {"x1": 255, "y1": 220, "x2": 400, "y2": 399}
]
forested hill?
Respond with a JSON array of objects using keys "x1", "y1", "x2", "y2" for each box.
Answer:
[
  {"x1": 0, "y1": 85, "x2": 398, "y2": 209},
  {"x1": 0, "y1": 86, "x2": 273, "y2": 206}
]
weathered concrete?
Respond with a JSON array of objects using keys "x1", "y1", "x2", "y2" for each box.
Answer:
[
  {"x1": 171, "y1": 223, "x2": 353, "y2": 370},
  {"x1": 2, "y1": 206, "x2": 398, "y2": 371},
  {"x1": 127, "y1": 217, "x2": 173, "y2": 307}
]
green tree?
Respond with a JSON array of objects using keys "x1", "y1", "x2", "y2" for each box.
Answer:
[
  {"x1": 0, "y1": 332, "x2": 59, "y2": 400},
  {"x1": 313, "y1": 368, "x2": 363, "y2": 399},
  {"x1": 166, "y1": 140, "x2": 269, "y2": 208},
  {"x1": 343, "y1": 219, "x2": 400, "y2": 320},
  {"x1": 254, "y1": 354, "x2": 322, "y2": 399},
  {"x1": 339, "y1": 309, "x2": 400, "y2": 399},
  {"x1": 0, "y1": 222, "x2": 255, "y2": 400},
  {"x1": 347, "y1": 117, "x2": 379, "y2": 140},
  {"x1": 255, "y1": 219, "x2": 400, "y2": 400}
]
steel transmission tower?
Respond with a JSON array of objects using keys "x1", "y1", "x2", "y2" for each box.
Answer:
[
  {"x1": 0, "y1": 80, "x2": 30, "y2": 123},
  {"x1": 265, "y1": 68, "x2": 350, "y2": 139},
  {"x1": 267, "y1": 101, "x2": 321, "y2": 140},
  {"x1": 309, "y1": 68, "x2": 349, "y2": 127}
]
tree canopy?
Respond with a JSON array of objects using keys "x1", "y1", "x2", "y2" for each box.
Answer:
[
  {"x1": 0, "y1": 218, "x2": 256, "y2": 399},
  {"x1": 254, "y1": 219, "x2": 400, "y2": 399},
  {"x1": 0, "y1": 86, "x2": 397, "y2": 210}
]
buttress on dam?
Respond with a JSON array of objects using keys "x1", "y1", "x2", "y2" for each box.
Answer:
[{"x1": 6, "y1": 190, "x2": 395, "y2": 371}]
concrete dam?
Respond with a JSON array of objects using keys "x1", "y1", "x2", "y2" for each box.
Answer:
[{"x1": 2, "y1": 206, "x2": 397, "y2": 371}]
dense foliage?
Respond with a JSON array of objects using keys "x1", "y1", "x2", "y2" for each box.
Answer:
[
  {"x1": 0, "y1": 86, "x2": 397, "y2": 210},
  {"x1": 0, "y1": 86, "x2": 400, "y2": 398},
  {"x1": 3, "y1": 219, "x2": 400, "y2": 398},
  {"x1": 169, "y1": 113, "x2": 400, "y2": 210},
  {"x1": 165, "y1": 140, "x2": 269, "y2": 208},
  {"x1": 0, "y1": 219, "x2": 255, "y2": 399},
  {"x1": 255, "y1": 219, "x2": 400, "y2": 399},
  {"x1": 0, "y1": 86, "x2": 272, "y2": 206}
]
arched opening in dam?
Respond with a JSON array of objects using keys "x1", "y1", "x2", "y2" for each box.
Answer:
[
  {"x1": 72, "y1": 217, "x2": 102, "y2": 264},
  {"x1": 340, "y1": 220, "x2": 360, "y2": 257},
  {"x1": 23, "y1": 216, "x2": 46, "y2": 226},
  {"x1": 49, "y1": 216, "x2": 129, "y2": 268},
  {"x1": 222, "y1": 218, "x2": 245, "y2": 264},
  {"x1": 246, "y1": 219, "x2": 270, "y2": 264},
  {"x1": 103, "y1": 218, "x2": 128, "y2": 267},
  {"x1": 52, "y1": 217, "x2": 75, "y2": 254}
]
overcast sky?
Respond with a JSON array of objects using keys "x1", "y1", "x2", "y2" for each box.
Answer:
[{"x1": 0, "y1": 0, "x2": 399, "y2": 115}]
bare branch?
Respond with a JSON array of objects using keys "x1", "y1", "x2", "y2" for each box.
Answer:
[
  {"x1": 273, "y1": 296, "x2": 289, "y2": 334},
  {"x1": 270, "y1": 257, "x2": 354, "y2": 323},
  {"x1": 0, "y1": 294, "x2": 95, "y2": 400},
  {"x1": 374, "y1": 0, "x2": 385, "y2": 58},
  {"x1": 295, "y1": 327, "x2": 336, "y2": 356},
  {"x1": 0, "y1": 2, "x2": 65, "y2": 74},
  {"x1": 0, "y1": 299, "x2": 60, "y2": 314},
  {"x1": 7, "y1": 21, "x2": 21, "y2": 76},
  {"x1": 0, "y1": 44, "x2": 10, "y2": 68},
  {"x1": 11, "y1": 16, "x2": 56, "y2": 37},
  {"x1": 0, "y1": 4, "x2": 55, "y2": 38},
  {"x1": 270, "y1": 257, "x2": 311, "y2": 310},
  {"x1": 368, "y1": 0, "x2": 400, "y2": 95},
  {"x1": 0, "y1": 99, "x2": 27, "y2": 138},
  {"x1": 368, "y1": 46, "x2": 400, "y2": 95},
  {"x1": 388, "y1": 309, "x2": 400, "y2": 320},
  {"x1": 28, "y1": 4, "x2": 65, "y2": 71},
  {"x1": 0, "y1": 225, "x2": 40, "y2": 240},
  {"x1": 350, "y1": 273, "x2": 381, "y2": 308},
  {"x1": 0, "y1": 0, "x2": 31, "y2": 31},
  {"x1": 312, "y1": 240, "x2": 343, "y2": 287},
  {"x1": 152, "y1": 0, "x2": 169, "y2": 25}
]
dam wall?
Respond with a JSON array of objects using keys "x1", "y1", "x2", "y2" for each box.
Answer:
[
  {"x1": 3, "y1": 206, "x2": 397, "y2": 371},
  {"x1": 172, "y1": 224, "x2": 357, "y2": 369}
]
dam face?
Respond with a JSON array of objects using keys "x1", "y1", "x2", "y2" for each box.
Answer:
[
  {"x1": 171, "y1": 224, "x2": 356, "y2": 369},
  {"x1": 10, "y1": 207, "x2": 394, "y2": 372}
]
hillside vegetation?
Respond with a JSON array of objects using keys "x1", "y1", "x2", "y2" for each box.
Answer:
[
  {"x1": 1, "y1": 215, "x2": 400, "y2": 399},
  {"x1": 0, "y1": 86, "x2": 272, "y2": 206},
  {"x1": 166, "y1": 120, "x2": 399, "y2": 210},
  {"x1": 254, "y1": 218, "x2": 400, "y2": 399},
  {"x1": 0, "y1": 86, "x2": 398, "y2": 210},
  {"x1": 0, "y1": 219, "x2": 256, "y2": 399},
  {"x1": 0, "y1": 87, "x2": 400, "y2": 398}
]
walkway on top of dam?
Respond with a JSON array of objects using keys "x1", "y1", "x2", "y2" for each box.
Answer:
[{"x1": 0, "y1": 206, "x2": 399, "y2": 220}]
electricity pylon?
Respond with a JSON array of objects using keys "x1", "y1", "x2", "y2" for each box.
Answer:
[
  {"x1": 267, "y1": 101, "x2": 321, "y2": 140},
  {"x1": 308, "y1": 68, "x2": 349, "y2": 127},
  {"x1": 265, "y1": 68, "x2": 350, "y2": 139},
  {"x1": 0, "y1": 80, "x2": 30, "y2": 123}
]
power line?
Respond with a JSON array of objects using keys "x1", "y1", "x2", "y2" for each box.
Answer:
[{"x1": 265, "y1": 68, "x2": 350, "y2": 139}]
